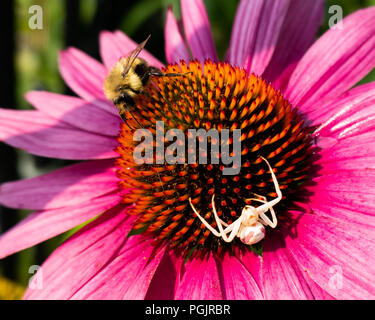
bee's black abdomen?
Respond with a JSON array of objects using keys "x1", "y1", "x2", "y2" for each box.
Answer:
[
  {"x1": 114, "y1": 92, "x2": 135, "y2": 106},
  {"x1": 134, "y1": 63, "x2": 150, "y2": 86}
]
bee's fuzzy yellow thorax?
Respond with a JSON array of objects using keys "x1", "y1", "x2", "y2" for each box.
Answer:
[{"x1": 103, "y1": 57, "x2": 145, "y2": 101}]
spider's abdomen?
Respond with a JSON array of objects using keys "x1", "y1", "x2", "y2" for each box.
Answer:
[{"x1": 239, "y1": 223, "x2": 265, "y2": 245}]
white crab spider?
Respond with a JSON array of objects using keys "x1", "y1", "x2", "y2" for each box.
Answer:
[{"x1": 189, "y1": 156, "x2": 282, "y2": 245}]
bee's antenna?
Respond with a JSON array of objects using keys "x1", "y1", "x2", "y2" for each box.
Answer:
[{"x1": 163, "y1": 71, "x2": 192, "y2": 77}]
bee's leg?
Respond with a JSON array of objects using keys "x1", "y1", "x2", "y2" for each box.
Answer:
[
  {"x1": 119, "y1": 111, "x2": 137, "y2": 131},
  {"x1": 114, "y1": 93, "x2": 143, "y2": 129},
  {"x1": 117, "y1": 108, "x2": 133, "y2": 130},
  {"x1": 126, "y1": 110, "x2": 143, "y2": 129}
]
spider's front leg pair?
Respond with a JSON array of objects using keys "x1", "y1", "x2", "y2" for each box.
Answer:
[
  {"x1": 189, "y1": 194, "x2": 244, "y2": 243},
  {"x1": 189, "y1": 156, "x2": 283, "y2": 245}
]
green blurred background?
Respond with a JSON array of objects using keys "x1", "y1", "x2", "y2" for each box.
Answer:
[{"x1": 0, "y1": 0, "x2": 374, "y2": 299}]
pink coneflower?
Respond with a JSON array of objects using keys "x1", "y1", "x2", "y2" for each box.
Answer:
[{"x1": 1, "y1": 0, "x2": 375, "y2": 299}]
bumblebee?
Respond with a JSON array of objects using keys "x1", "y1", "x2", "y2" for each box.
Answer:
[{"x1": 103, "y1": 35, "x2": 184, "y2": 129}]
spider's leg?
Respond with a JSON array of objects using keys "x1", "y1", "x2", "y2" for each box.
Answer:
[
  {"x1": 224, "y1": 218, "x2": 243, "y2": 242},
  {"x1": 250, "y1": 198, "x2": 278, "y2": 228},
  {"x1": 215, "y1": 206, "x2": 248, "y2": 234},
  {"x1": 221, "y1": 221, "x2": 236, "y2": 234},
  {"x1": 210, "y1": 197, "x2": 228, "y2": 227},
  {"x1": 221, "y1": 212, "x2": 246, "y2": 242},
  {"x1": 211, "y1": 195, "x2": 244, "y2": 242},
  {"x1": 219, "y1": 219, "x2": 229, "y2": 227},
  {"x1": 260, "y1": 156, "x2": 282, "y2": 204},
  {"x1": 189, "y1": 198, "x2": 221, "y2": 237},
  {"x1": 214, "y1": 216, "x2": 242, "y2": 242},
  {"x1": 251, "y1": 193, "x2": 266, "y2": 201},
  {"x1": 260, "y1": 207, "x2": 277, "y2": 228},
  {"x1": 248, "y1": 197, "x2": 267, "y2": 204},
  {"x1": 253, "y1": 157, "x2": 283, "y2": 217},
  {"x1": 248, "y1": 198, "x2": 267, "y2": 225},
  {"x1": 256, "y1": 199, "x2": 278, "y2": 228},
  {"x1": 211, "y1": 195, "x2": 229, "y2": 239}
]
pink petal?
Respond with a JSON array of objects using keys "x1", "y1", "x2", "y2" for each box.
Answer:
[
  {"x1": 283, "y1": 212, "x2": 375, "y2": 299},
  {"x1": 70, "y1": 239, "x2": 166, "y2": 299},
  {"x1": 240, "y1": 239, "x2": 332, "y2": 300},
  {"x1": 306, "y1": 168, "x2": 375, "y2": 228},
  {"x1": 312, "y1": 167, "x2": 375, "y2": 192},
  {"x1": 285, "y1": 7, "x2": 375, "y2": 108},
  {"x1": 0, "y1": 109, "x2": 118, "y2": 159},
  {"x1": 0, "y1": 194, "x2": 121, "y2": 259},
  {"x1": 263, "y1": 0, "x2": 324, "y2": 83},
  {"x1": 219, "y1": 253, "x2": 263, "y2": 299},
  {"x1": 237, "y1": 250, "x2": 263, "y2": 290},
  {"x1": 312, "y1": 138, "x2": 375, "y2": 226},
  {"x1": 90, "y1": 99, "x2": 119, "y2": 116},
  {"x1": 25, "y1": 91, "x2": 122, "y2": 136},
  {"x1": 309, "y1": 82, "x2": 375, "y2": 125},
  {"x1": 247, "y1": 0, "x2": 291, "y2": 75},
  {"x1": 180, "y1": 0, "x2": 218, "y2": 63},
  {"x1": 312, "y1": 82, "x2": 375, "y2": 139},
  {"x1": 270, "y1": 62, "x2": 299, "y2": 92},
  {"x1": 260, "y1": 232, "x2": 317, "y2": 299},
  {"x1": 59, "y1": 48, "x2": 107, "y2": 101},
  {"x1": 99, "y1": 30, "x2": 164, "y2": 70},
  {"x1": 175, "y1": 254, "x2": 222, "y2": 299},
  {"x1": 145, "y1": 250, "x2": 182, "y2": 300},
  {"x1": 292, "y1": 259, "x2": 334, "y2": 300},
  {"x1": 316, "y1": 131, "x2": 375, "y2": 170},
  {"x1": 24, "y1": 205, "x2": 135, "y2": 299},
  {"x1": 227, "y1": 0, "x2": 263, "y2": 67},
  {"x1": 307, "y1": 197, "x2": 375, "y2": 230},
  {"x1": 228, "y1": 0, "x2": 290, "y2": 75},
  {"x1": 0, "y1": 159, "x2": 118, "y2": 210},
  {"x1": 164, "y1": 7, "x2": 190, "y2": 64}
]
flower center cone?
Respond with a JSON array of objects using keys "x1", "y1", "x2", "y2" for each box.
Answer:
[{"x1": 116, "y1": 59, "x2": 315, "y2": 258}]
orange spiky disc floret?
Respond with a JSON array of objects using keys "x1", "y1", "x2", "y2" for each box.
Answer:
[{"x1": 115, "y1": 59, "x2": 314, "y2": 258}]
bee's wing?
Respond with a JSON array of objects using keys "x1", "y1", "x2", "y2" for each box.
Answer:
[{"x1": 122, "y1": 35, "x2": 151, "y2": 76}]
